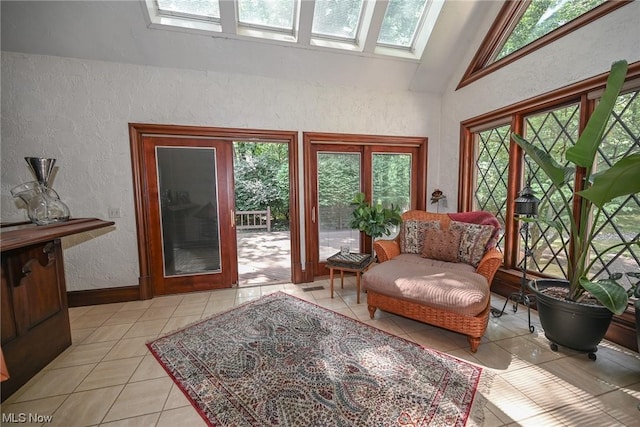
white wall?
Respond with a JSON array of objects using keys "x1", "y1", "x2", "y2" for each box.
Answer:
[
  {"x1": 1, "y1": 52, "x2": 440, "y2": 291},
  {"x1": 438, "y1": 1, "x2": 640, "y2": 207},
  {"x1": 6, "y1": 2, "x2": 637, "y2": 292}
]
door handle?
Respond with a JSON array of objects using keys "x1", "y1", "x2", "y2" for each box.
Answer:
[
  {"x1": 231, "y1": 209, "x2": 235, "y2": 228},
  {"x1": 312, "y1": 207, "x2": 316, "y2": 223}
]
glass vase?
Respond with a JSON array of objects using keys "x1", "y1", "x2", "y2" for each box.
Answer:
[{"x1": 11, "y1": 181, "x2": 70, "y2": 225}]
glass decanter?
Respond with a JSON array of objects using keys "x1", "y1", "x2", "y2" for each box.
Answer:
[
  {"x1": 11, "y1": 181, "x2": 70, "y2": 225},
  {"x1": 11, "y1": 157, "x2": 71, "y2": 225}
]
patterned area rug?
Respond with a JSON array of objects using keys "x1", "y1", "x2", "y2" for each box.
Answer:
[{"x1": 147, "y1": 292, "x2": 489, "y2": 426}]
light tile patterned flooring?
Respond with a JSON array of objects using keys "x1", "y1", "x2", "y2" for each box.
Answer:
[{"x1": 2, "y1": 278, "x2": 640, "y2": 426}]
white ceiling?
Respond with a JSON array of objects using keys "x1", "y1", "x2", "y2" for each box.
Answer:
[{"x1": 1, "y1": 1, "x2": 501, "y2": 94}]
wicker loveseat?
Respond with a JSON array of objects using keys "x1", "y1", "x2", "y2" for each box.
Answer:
[{"x1": 362, "y1": 210, "x2": 503, "y2": 352}]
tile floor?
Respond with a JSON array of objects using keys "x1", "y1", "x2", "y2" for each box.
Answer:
[{"x1": 2, "y1": 278, "x2": 640, "y2": 426}]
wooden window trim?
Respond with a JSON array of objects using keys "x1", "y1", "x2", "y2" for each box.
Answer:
[
  {"x1": 303, "y1": 132, "x2": 428, "y2": 280},
  {"x1": 460, "y1": 61, "x2": 640, "y2": 267},
  {"x1": 458, "y1": 61, "x2": 640, "y2": 351},
  {"x1": 457, "y1": 0, "x2": 632, "y2": 90}
]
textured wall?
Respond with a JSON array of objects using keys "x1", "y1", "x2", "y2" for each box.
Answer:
[
  {"x1": 1, "y1": 52, "x2": 439, "y2": 291},
  {"x1": 439, "y1": 1, "x2": 640, "y2": 207}
]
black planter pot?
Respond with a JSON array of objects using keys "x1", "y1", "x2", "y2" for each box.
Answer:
[{"x1": 527, "y1": 279, "x2": 614, "y2": 359}]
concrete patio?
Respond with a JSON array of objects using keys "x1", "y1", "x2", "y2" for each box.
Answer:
[{"x1": 237, "y1": 230, "x2": 292, "y2": 287}]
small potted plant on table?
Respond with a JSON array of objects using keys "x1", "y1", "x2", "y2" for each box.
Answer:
[{"x1": 349, "y1": 192, "x2": 402, "y2": 256}]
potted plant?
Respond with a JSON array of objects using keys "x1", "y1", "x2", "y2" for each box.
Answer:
[
  {"x1": 512, "y1": 59, "x2": 640, "y2": 356},
  {"x1": 349, "y1": 192, "x2": 402, "y2": 254}
]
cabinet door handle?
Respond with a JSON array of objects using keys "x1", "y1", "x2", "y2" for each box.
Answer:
[
  {"x1": 22, "y1": 264, "x2": 32, "y2": 277},
  {"x1": 43, "y1": 242, "x2": 55, "y2": 255},
  {"x1": 18, "y1": 259, "x2": 35, "y2": 285}
]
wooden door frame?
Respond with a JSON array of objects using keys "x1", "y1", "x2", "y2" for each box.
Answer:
[
  {"x1": 129, "y1": 123, "x2": 301, "y2": 299},
  {"x1": 303, "y1": 132, "x2": 428, "y2": 280}
]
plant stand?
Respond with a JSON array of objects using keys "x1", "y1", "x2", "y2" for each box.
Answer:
[
  {"x1": 491, "y1": 280, "x2": 536, "y2": 333},
  {"x1": 491, "y1": 219, "x2": 535, "y2": 333}
]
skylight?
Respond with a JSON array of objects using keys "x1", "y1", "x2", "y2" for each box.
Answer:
[
  {"x1": 145, "y1": 0, "x2": 441, "y2": 60},
  {"x1": 312, "y1": 0, "x2": 364, "y2": 42},
  {"x1": 237, "y1": 0, "x2": 296, "y2": 34},
  {"x1": 378, "y1": 0, "x2": 427, "y2": 49},
  {"x1": 156, "y1": 0, "x2": 220, "y2": 21}
]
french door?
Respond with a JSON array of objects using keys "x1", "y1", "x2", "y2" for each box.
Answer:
[
  {"x1": 304, "y1": 133, "x2": 427, "y2": 278},
  {"x1": 141, "y1": 136, "x2": 237, "y2": 295}
]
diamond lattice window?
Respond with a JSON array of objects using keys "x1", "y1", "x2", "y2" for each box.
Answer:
[
  {"x1": 588, "y1": 89, "x2": 640, "y2": 288},
  {"x1": 473, "y1": 124, "x2": 510, "y2": 251},
  {"x1": 523, "y1": 104, "x2": 580, "y2": 278}
]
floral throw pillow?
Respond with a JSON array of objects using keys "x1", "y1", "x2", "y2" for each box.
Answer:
[
  {"x1": 400, "y1": 220, "x2": 440, "y2": 254},
  {"x1": 450, "y1": 221, "x2": 495, "y2": 267},
  {"x1": 421, "y1": 228, "x2": 461, "y2": 262}
]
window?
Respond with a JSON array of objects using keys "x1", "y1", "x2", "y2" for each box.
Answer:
[
  {"x1": 304, "y1": 132, "x2": 427, "y2": 276},
  {"x1": 589, "y1": 90, "x2": 640, "y2": 287},
  {"x1": 145, "y1": 0, "x2": 441, "y2": 60},
  {"x1": 312, "y1": 0, "x2": 364, "y2": 42},
  {"x1": 377, "y1": 0, "x2": 428, "y2": 49},
  {"x1": 458, "y1": 0, "x2": 630, "y2": 89},
  {"x1": 237, "y1": 0, "x2": 296, "y2": 34},
  {"x1": 523, "y1": 104, "x2": 580, "y2": 278},
  {"x1": 473, "y1": 124, "x2": 510, "y2": 251},
  {"x1": 156, "y1": 0, "x2": 220, "y2": 21},
  {"x1": 495, "y1": 0, "x2": 607, "y2": 62},
  {"x1": 460, "y1": 64, "x2": 640, "y2": 306}
]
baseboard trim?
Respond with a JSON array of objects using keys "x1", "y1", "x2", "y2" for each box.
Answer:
[{"x1": 67, "y1": 286, "x2": 140, "y2": 307}]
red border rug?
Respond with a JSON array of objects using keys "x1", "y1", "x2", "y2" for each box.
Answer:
[{"x1": 147, "y1": 292, "x2": 488, "y2": 426}]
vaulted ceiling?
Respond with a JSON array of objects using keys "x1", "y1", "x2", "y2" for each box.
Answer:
[{"x1": 1, "y1": 1, "x2": 501, "y2": 94}]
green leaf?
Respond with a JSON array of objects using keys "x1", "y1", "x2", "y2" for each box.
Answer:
[
  {"x1": 577, "y1": 153, "x2": 640, "y2": 208},
  {"x1": 351, "y1": 192, "x2": 366, "y2": 205},
  {"x1": 579, "y1": 277, "x2": 628, "y2": 315},
  {"x1": 566, "y1": 60, "x2": 629, "y2": 168},
  {"x1": 512, "y1": 133, "x2": 574, "y2": 188}
]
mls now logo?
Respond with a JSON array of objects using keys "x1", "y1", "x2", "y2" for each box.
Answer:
[{"x1": 2, "y1": 413, "x2": 53, "y2": 423}]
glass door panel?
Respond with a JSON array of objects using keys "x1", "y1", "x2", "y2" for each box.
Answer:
[
  {"x1": 142, "y1": 136, "x2": 235, "y2": 296},
  {"x1": 156, "y1": 147, "x2": 221, "y2": 277},
  {"x1": 372, "y1": 153, "x2": 412, "y2": 240},
  {"x1": 317, "y1": 152, "x2": 361, "y2": 260}
]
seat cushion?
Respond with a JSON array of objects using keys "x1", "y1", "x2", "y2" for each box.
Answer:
[
  {"x1": 363, "y1": 258, "x2": 490, "y2": 317},
  {"x1": 393, "y1": 254, "x2": 476, "y2": 273}
]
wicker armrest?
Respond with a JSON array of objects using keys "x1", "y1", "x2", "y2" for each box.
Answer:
[
  {"x1": 373, "y1": 239, "x2": 400, "y2": 263},
  {"x1": 475, "y1": 248, "x2": 503, "y2": 286}
]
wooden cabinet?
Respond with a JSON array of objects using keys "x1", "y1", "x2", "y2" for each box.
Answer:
[{"x1": 0, "y1": 218, "x2": 113, "y2": 401}]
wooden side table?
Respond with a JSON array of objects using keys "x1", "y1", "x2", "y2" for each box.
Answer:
[{"x1": 326, "y1": 252, "x2": 374, "y2": 304}]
